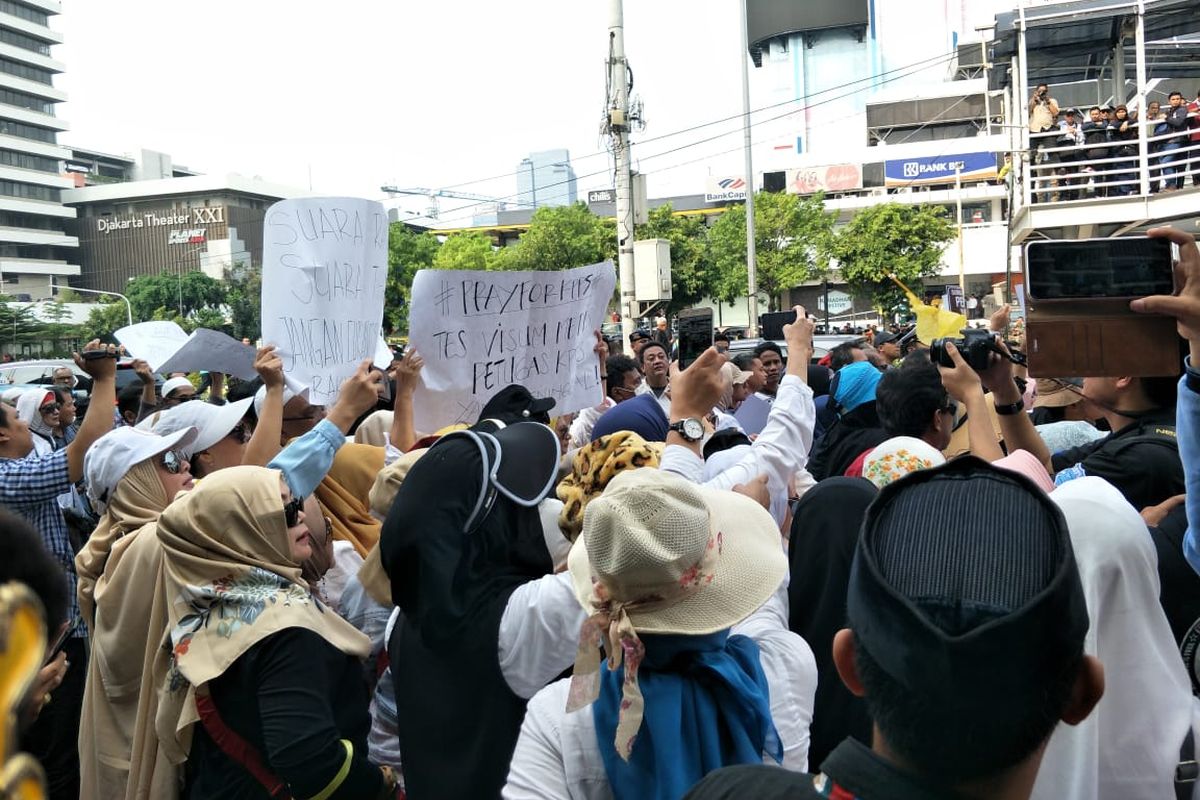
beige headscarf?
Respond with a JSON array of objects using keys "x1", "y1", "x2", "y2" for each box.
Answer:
[
  {"x1": 356, "y1": 448, "x2": 428, "y2": 607},
  {"x1": 716, "y1": 361, "x2": 737, "y2": 413},
  {"x1": 314, "y1": 443, "x2": 385, "y2": 558},
  {"x1": 76, "y1": 460, "x2": 168, "y2": 631},
  {"x1": 354, "y1": 410, "x2": 393, "y2": 446},
  {"x1": 153, "y1": 467, "x2": 370, "y2": 764}
]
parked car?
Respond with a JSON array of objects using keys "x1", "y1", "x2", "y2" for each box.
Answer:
[
  {"x1": 0, "y1": 358, "x2": 161, "y2": 393},
  {"x1": 726, "y1": 334, "x2": 862, "y2": 364}
]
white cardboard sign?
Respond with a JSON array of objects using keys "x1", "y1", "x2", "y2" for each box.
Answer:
[
  {"x1": 115, "y1": 321, "x2": 258, "y2": 379},
  {"x1": 260, "y1": 197, "x2": 389, "y2": 406},
  {"x1": 408, "y1": 262, "x2": 616, "y2": 431}
]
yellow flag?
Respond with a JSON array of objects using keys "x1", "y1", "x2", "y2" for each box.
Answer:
[{"x1": 889, "y1": 276, "x2": 968, "y2": 344}]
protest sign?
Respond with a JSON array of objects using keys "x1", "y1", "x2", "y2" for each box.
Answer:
[
  {"x1": 116, "y1": 321, "x2": 258, "y2": 379},
  {"x1": 408, "y1": 262, "x2": 617, "y2": 431},
  {"x1": 261, "y1": 197, "x2": 389, "y2": 405}
]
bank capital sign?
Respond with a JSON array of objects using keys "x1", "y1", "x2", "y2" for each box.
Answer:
[
  {"x1": 705, "y1": 176, "x2": 748, "y2": 202},
  {"x1": 884, "y1": 152, "x2": 997, "y2": 187}
]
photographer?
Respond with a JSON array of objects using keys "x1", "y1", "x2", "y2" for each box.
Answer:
[{"x1": 1028, "y1": 83, "x2": 1060, "y2": 167}]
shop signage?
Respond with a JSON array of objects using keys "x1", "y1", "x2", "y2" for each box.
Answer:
[
  {"x1": 586, "y1": 189, "x2": 615, "y2": 204},
  {"x1": 884, "y1": 152, "x2": 997, "y2": 186},
  {"x1": 96, "y1": 206, "x2": 226, "y2": 235},
  {"x1": 818, "y1": 289, "x2": 853, "y2": 315},
  {"x1": 168, "y1": 229, "x2": 207, "y2": 245},
  {"x1": 705, "y1": 176, "x2": 747, "y2": 202},
  {"x1": 786, "y1": 164, "x2": 862, "y2": 195}
]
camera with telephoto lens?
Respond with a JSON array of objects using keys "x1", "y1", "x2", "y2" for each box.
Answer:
[{"x1": 930, "y1": 328, "x2": 999, "y2": 371}]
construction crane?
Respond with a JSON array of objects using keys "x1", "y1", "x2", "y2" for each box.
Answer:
[{"x1": 380, "y1": 185, "x2": 509, "y2": 220}]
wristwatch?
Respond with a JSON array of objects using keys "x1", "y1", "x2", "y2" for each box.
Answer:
[
  {"x1": 668, "y1": 417, "x2": 705, "y2": 442},
  {"x1": 994, "y1": 397, "x2": 1025, "y2": 416}
]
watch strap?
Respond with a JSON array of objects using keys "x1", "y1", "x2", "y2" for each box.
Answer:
[{"x1": 994, "y1": 397, "x2": 1025, "y2": 416}]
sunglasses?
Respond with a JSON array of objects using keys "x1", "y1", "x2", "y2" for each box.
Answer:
[
  {"x1": 283, "y1": 495, "x2": 305, "y2": 528},
  {"x1": 160, "y1": 450, "x2": 187, "y2": 474},
  {"x1": 39, "y1": 402, "x2": 61, "y2": 415}
]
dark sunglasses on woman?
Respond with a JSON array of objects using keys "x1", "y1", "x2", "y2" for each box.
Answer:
[
  {"x1": 160, "y1": 450, "x2": 187, "y2": 474},
  {"x1": 283, "y1": 495, "x2": 305, "y2": 528}
]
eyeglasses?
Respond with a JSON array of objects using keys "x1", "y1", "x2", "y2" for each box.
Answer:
[
  {"x1": 160, "y1": 450, "x2": 187, "y2": 474},
  {"x1": 283, "y1": 495, "x2": 305, "y2": 528},
  {"x1": 226, "y1": 423, "x2": 249, "y2": 444},
  {"x1": 39, "y1": 402, "x2": 61, "y2": 415}
]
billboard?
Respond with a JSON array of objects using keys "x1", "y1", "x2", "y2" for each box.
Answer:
[
  {"x1": 786, "y1": 164, "x2": 862, "y2": 195},
  {"x1": 884, "y1": 152, "x2": 997, "y2": 187},
  {"x1": 705, "y1": 176, "x2": 748, "y2": 203}
]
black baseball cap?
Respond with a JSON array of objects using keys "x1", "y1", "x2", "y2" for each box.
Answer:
[
  {"x1": 630, "y1": 329, "x2": 652, "y2": 342},
  {"x1": 477, "y1": 384, "x2": 556, "y2": 425},
  {"x1": 848, "y1": 457, "x2": 1088, "y2": 698},
  {"x1": 873, "y1": 330, "x2": 899, "y2": 348}
]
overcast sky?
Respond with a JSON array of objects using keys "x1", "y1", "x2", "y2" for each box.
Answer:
[{"x1": 56, "y1": 1, "x2": 766, "y2": 224}]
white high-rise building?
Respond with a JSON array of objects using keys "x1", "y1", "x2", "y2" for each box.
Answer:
[
  {"x1": 0, "y1": 0, "x2": 76, "y2": 301},
  {"x1": 516, "y1": 149, "x2": 578, "y2": 209}
]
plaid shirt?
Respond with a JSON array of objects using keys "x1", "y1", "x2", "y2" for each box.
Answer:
[{"x1": 0, "y1": 449, "x2": 84, "y2": 639}]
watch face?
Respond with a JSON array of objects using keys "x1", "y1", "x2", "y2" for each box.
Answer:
[{"x1": 682, "y1": 418, "x2": 704, "y2": 440}]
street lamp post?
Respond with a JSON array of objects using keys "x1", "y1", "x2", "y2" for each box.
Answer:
[{"x1": 49, "y1": 280, "x2": 134, "y2": 327}]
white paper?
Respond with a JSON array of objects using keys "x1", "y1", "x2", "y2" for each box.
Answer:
[
  {"x1": 115, "y1": 322, "x2": 258, "y2": 379},
  {"x1": 114, "y1": 321, "x2": 188, "y2": 370},
  {"x1": 260, "y1": 197, "x2": 389, "y2": 406},
  {"x1": 374, "y1": 336, "x2": 394, "y2": 369},
  {"x1": 409, "y1": 262, "x2": 617, "y2": 431}
]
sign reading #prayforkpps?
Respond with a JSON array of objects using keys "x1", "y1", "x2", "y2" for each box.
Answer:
[
  {"x1": 261, "y1": 197, "x2": 389, "y2": 406},
  {"x1": 408, "y1": 262, "x2": 617, "y2": 431}
]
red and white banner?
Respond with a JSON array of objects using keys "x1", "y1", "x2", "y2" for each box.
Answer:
[{"x1": 786, "y1": 164, "x2": 862, "y2": 195}]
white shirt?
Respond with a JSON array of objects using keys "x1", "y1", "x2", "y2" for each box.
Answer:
[
  {"x1": 497, "y1": 571, "x2": 588, "y2": 700},
  {"x1": 502, "y1": 583, "x2": 817, "y2": 799},
  {"x1": 662, "y1": 374, "x2": 816, "y2": 525},
  {"x1": 568, "y1": 399, "x2": 614, "y2": 450},
  {"x1": 635, "y1": 381, "x2": 672, "y2": 416}
]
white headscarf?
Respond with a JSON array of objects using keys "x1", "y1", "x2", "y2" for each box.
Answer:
[{"x1": 1033, "y1": 477, "x2": 1200, "y2": 800}]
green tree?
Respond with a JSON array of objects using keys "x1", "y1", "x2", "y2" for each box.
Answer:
[
  {"x1": 224, "y1": 262, "x2": 262, "y2": 341},
  {"x1": 40, "y1": 301, "x2": 79, "y2": 356},
  {"x1": 831, "y1": 203, "x2": 955, "y2": 314},
  {"x1": 77, "y1": 299, "x2": 129, "y2": 344},
  {"x1": 709, "y1": 191, "x2": 835, "y2": 312},
  {"x1": 191, "y1": 307, "x2": 230, "y2": 334},
  {"x1": 386, "y1": 224, "x2": 441, "y2": 335},
  {"x1": 125, "y1": 271, "x2": 225, "y2": 321},
  {"x1": 636, "y1": 204, "x2": 716, "y2": 314},
  {"x1": 0, "y1": 298, "x2": 45, "y2": 351},
  {"x1": 432, "y1": 231, "x2": 496, "y2": 272},
  {"x1": 494, "y1": 203, "x2": 615, "y2": 272}
]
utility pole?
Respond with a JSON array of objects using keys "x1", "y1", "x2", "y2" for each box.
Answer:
[
  {"x1": 739, "y1": 0, "x2": 759, "y2": 337},
  {"x1": 608, "y1": 0, "x2": 637, "y2": 352}
]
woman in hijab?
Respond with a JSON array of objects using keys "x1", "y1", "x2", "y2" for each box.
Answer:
[
  {"x1": 556, "y1": 431, "x2": 662, "y2": 542},
  {"x1": 75, "y1": 425, "x2": 198, "y2": 800},
  {"x1": 590, "y1": 392, "x2": 670, "y2": 443},
  {"x1": 314, "y1": 442, "x2": 385, "y2": 558},
  {"x1": 152, "y1": 466, "x2": 393, "y2": 799},
  {"x1": 17, "y1": 387, "x2": 62, "y2": 454},
  {"x1": 1033, "y1": 477, "x2": 1200, "y2": 800},
  {"x1": 786, "y1": 477, "x2": 877, "y2": 771}
]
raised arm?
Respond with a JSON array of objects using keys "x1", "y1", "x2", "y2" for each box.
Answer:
[
  {"x1": 66, "y1": 341, "x2": 118, "y2": 483},
  {"x1": 388, "y1": 350, "x2": 424, "y2": 453},
  {"x1": 243, "y1": 346, "x2": 285, "y2": 466},
  {"x1": 938, "y1": 342, "x2": 1006, "y2": 463}
]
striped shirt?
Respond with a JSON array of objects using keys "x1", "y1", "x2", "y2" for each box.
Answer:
[{"x1": 0, "y1": 448, "x2": 83, "y2": 639}]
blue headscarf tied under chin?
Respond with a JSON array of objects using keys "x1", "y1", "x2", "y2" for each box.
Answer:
[{"x1": 592, "y1": 630, "x2": 782, "y2": 800}]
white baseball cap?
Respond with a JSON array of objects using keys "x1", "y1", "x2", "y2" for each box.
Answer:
[
  {"x1": 137, "y1": 397, "x2": 254, "y2": 457},
  {"x1": 162, "y1": 377, "x2": 194, "y2": 398},
  {"x1": 253, "y1": 383, "x2": 310, "y2": 418},
  {"x1": 85, "y1": 425, "x2": 199, "y2": 513}
]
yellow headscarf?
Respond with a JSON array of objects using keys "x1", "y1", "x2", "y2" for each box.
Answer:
[
  {"x1": 313, "y1": 443, "x2": 385, "y2": 558},
  {"x1": 152, "y1": 467, "x2": 370, "y2": 764},
  {"x1": 556, "y1": 432, "x2": 662, "y2": 541}
]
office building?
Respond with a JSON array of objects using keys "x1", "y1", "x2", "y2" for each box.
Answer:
[
  {"x1": 516, "y1": 149, "x2": 577, "y2": 208},
  {"x1": 0, "y1": 0, "x2": 77, "y2": 301}
]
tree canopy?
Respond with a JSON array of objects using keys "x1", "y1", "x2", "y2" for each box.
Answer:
[{"x1": 492, "y1": 203, "x2": 615, "y2": 272}]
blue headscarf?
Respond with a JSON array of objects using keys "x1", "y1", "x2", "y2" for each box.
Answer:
[
  {"x1": 593, "y1": 631, "x2": 782, "y2": 800},
  {"x1": 834, "y1": 361, "x2": 883, "y2": 414},
  {"x1": 591, "y1": 393, "x2": 669, "y2": 443}
]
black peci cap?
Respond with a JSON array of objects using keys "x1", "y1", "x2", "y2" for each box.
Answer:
[
  {"x1": 477, "y1": 384, "x2": 556, "y2": 425},
  {"x1": 847, "y1": 457, "x2": 1088, "y2": 698}
]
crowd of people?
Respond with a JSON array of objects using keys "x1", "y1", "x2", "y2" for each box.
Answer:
[
  {"x1": 0, "y1": 225, "x2": 1199, "y2": 799},
  {"x1": 1028, "y1": 84, "x2": 1200, "y2": 200}
]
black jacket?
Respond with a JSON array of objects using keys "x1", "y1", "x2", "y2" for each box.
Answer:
[{"x1": 807, "y1": 402, "x2": 889, "y2": 481}]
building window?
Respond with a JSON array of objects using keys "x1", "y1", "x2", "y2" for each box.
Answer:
[
  {"x1": 0, "y1": 28, "x2": 50, "y2": 56},
  {"x1": 0, "y1": 118, "x2": 55, "y2": 143},
  {"x1": 0, "y1": 86, "x2": 53, "y2": 113},
  {"x1": 0, "y1": 179, "x2": 59, "y2": 201},
  {"x1": 0, "y1": 148, "x2": 56, "y2": 172},
  {"x1": 0, "y1": 211, "x2": 56, "y2": 229},
  {"x1": 0, "y1": 1, "x2": 49, "y2": 27},
  {"x1": 0, "y1": 57, "x2": 52, "y2": 85}
]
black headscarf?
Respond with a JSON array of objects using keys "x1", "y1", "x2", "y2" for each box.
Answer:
[
  {"x1": 380, "y1": 420, "x2": 557, "y2": 799},
  {"x1": 787, "y1": 477, "x2": 877, "y2": 770}
]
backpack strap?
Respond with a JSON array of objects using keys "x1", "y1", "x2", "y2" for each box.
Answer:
[
  {"x1": 432, "y1": 430, "x2": 499, "y2": 535},
  {"x1": 196, "y1": 692, "x2": 292, "y2": 799}
]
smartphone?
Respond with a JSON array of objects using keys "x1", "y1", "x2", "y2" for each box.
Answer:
[
  {"x1": 80, "y1": 350, "x2": 116, "y2": 361},
  {"x1": 1025, "y1": 237, "x2": 1174, "y2": 301},
  {"x1": 44, "y1": 623, "x2": 70, "y2": 666},
  {"x1": 676, "y1": 308, "x2": 714, "y2": 370}
]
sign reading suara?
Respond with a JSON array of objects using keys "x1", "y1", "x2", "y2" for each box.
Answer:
[{"x1": 96, "y1": 206, "x2": 226, "y2": 235}]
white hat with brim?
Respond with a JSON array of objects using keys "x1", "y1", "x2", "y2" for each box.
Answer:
[
  {"x1": 254, "y1": 383, "x2": 310, "y2": 418},
  {"x1": 567, "y1": 467, "x2": 785, "y2": 637},
  {"x1": 137, "y1": 397, "x2": 253, "y2": 457},
  {"x1": 85, "y1": 425, "x2": 199, "y2": 512}
]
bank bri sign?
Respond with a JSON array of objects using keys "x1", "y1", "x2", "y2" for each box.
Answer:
[{"x1": 883, "y1": 152, "x2": 997, "y2": 187}]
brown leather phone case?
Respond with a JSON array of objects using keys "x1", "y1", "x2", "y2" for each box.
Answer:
[{"x1": 1026, "y1": 298, "x2": 1180, "y2": 377}]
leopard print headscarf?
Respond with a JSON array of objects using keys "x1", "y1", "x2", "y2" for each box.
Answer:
[{"x1": 556, "y1": 431, "x2": 662, "y2": 541}]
